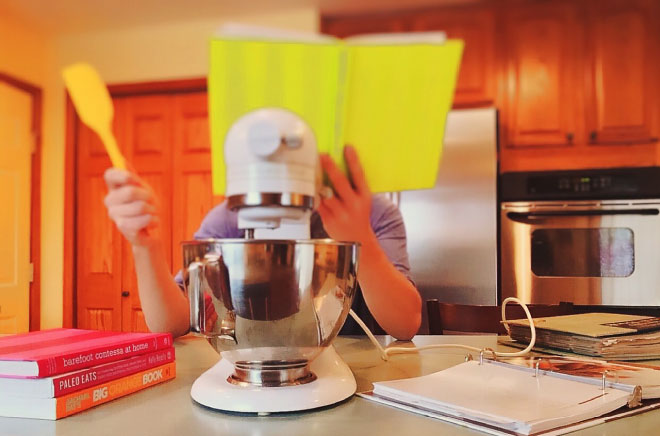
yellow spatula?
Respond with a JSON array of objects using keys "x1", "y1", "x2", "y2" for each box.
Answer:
[{"x1": 62, "y1": 63, "x2": 126, "y2": 169}]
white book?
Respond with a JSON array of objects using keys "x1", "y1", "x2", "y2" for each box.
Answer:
[{"x1": 360, "y1": 359, "x2": 642, "y2": 435}]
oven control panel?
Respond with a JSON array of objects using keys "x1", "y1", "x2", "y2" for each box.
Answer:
[{"x1": 501, "y1": 167, "x2": 660, "y2": 201}]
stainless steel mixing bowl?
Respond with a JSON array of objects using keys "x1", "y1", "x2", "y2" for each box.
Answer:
[{"x1": 181, "y1": 239, "x2": 359, "y2": 386}]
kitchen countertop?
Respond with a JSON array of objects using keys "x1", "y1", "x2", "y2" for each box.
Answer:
[{"x1": 3, "y1": 335, "x2": 660, "y2": 436}]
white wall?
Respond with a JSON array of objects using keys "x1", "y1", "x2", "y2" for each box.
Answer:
[{"x1": 41, "y1": 7, "x2": 319, "y2": 328}]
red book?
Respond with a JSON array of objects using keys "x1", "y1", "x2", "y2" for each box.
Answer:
[
  {"x1": 0, "y1": 361, "x2": 176, "y2": 420},
  {"x1": 0, "y1": 347, "x2": 175, "y2": 397},
  {"x1": 0, "y1": 328, "x2": 173, "y2": 378}
]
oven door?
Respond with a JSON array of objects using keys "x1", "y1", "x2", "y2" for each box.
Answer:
[{"x1": 501, "y1": 200, "x2": 660, "y2": 305}]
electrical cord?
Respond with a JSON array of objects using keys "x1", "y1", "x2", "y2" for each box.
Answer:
[{"x1": 349, "y1": 297, "x2": 536, "y2": 361}]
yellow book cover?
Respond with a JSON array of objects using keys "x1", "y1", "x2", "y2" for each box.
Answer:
[{"x1": 208, "y1": 25, "x2": 463, "y2": 194}]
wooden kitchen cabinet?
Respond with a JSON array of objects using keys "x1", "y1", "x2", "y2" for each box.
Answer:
[
  {"x1": 321, "y1": 7, "x2": 496, "y2": 109},
  {"x1": 501, "y1": 1, "x2": 581, "y2": 148},
  {"x1": 321, "y1": 14, "x2": 407, "y2": 38},
  {"x1": 321, "y1": 0, "x2": 660, "y2": 172},
  {"x1": 410, "y1": 7, "x2": 496, "y2": 108},
  {"x1": 583, "y1": 0, "x2": 659, "y2": 146}
]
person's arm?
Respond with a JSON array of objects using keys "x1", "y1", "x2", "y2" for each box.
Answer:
[
  {"x1": 104, "y1": 169, "x2": 189, "y2": 337},
  {"x1": 318, "y1": 147, "x2": 422, "y2": 340}
]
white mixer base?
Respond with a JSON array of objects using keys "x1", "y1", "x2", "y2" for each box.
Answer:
[{"x1": 190, "y1": 345, "x2": 356, "y2": 413}]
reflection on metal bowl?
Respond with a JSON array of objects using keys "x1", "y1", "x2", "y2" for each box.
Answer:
[{"x1": 182, "y1": 239, "x2": 359, "y2": 386}]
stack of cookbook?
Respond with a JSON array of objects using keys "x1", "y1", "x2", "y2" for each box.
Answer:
[
  {"x1": 505, "y1": 312, "x2": 660, "y2": 359},
  {"x1": 0, "y1": 328, "x2": 175, "y2": 420}
]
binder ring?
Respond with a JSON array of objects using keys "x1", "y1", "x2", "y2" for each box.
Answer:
[
  {"x1": 601, "y1": 370, "x2": 620, "y2": 391},
  {"x1": 479, "y1": 348, "x2": 497, "y2": 365}
]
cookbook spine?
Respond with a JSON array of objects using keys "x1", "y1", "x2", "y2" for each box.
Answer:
[
  {"x1": 37, "y1": 333, "x2": 172, "y2": 377},
  {"x1": 52, "y1": 347, "x2": 175, "y2": 397},
  {"x1": 54, "y1": 361, "x2": 176, "y2": 419}
]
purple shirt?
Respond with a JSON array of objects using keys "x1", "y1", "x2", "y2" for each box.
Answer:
[{"x1": 177, "y1": 194, "x2": 413, "y2": 334}]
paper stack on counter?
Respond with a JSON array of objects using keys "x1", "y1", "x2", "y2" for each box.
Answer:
[
  {"x1": 208, "y1": 24, "x2": 463, "y2": 194},
  {"x1": 506, "y1": 312, "x2": 660, "y2": 359}
]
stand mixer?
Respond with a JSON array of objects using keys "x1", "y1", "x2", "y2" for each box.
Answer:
[{"x1": 182, "y1": 108, "x2": 360, "y2": 413}]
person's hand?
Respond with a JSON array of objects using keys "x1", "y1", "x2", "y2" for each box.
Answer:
[
  {"x1": 103, "y1": 168, "x2": 160, "y2": 247},
  {"x1": 318, "y1": 146, "x2": 374, "y2": 244}
]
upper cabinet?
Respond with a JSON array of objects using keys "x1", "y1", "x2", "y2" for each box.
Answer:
[
  {"x1": 502, "y1": 2, "x2": 580, "y2": 147},
  {"x1": 321, "y1": 7, "x2": 496, "y2": 108},
  {"x1": 321, "y1": 14, "x2": 407, "y2": 38},
  {"x1": 321, "y1": 0, "x2": 660, "y2": 172},
  {"x1": 584, "y1": 0, "x2": 658, "y2": 146},
  {"x1": 410, "y1": 7, "x2": 496, "y2": 108}
]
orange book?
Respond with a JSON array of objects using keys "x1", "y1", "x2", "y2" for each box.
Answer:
[{"x1": 0, "y1": 361, "x2": 176, "y2": 420}]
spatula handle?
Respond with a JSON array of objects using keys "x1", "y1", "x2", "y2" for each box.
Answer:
[{"x1": 99, "y1": 129, "x2": 127, "y2": 170}]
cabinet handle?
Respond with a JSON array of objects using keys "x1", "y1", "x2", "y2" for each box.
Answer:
[
  {"x1": 589, "y1": 131, "x2": 598, "y2": 142},
  {"x1": 121, "y1": 291, "x2": 130, "y2": 297},
  {"x1": 566, "y1": 132, "x2": 574, "y2": 142}
]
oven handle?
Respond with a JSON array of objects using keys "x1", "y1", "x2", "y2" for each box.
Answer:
[{"x1": 506, "y1": 208, "x2": 660, "y2": 221}]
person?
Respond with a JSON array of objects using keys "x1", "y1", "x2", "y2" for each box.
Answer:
[{"x1": 103, "y1": 146, "x2": 422, "y2": 340}]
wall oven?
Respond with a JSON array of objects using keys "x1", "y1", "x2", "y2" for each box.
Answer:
[{"x1": 500, "y1": 168, "x2": 660, "y2": 306}]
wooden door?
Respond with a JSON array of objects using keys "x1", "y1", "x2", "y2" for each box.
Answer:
[
  {"x1": 171, "y1": 93, "x2": 216, "y2": 274},
  {"x1": 410, "y1": 7, "x2": 496, "y2": 108},
  {"x1": 76, "y1": 91, "x2": 215, "y2": 332},
  {"x1": 0, "y1": 82, "x2": 33, "y2": 333},
  {"x1": 502, "y1": 2, "x2": 581, "y2": 148},
  {"x1": 119, "y1": 95, "x2": 174, "y2": 332},
  {"x1": 76, "y1": 98, "x2": 123, "y2": 331},
  {"x1": 584, "y1": 0, "x2": 658, "y2": 146}
]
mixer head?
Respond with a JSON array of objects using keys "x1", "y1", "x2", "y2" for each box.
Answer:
[{"x1": 224, "y1": 108, "x2": 318, "y2": 239}]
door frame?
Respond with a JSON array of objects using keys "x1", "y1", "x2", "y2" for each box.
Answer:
[
  {"x1": 0, "y1": 72, "x2": 42, "y2": 331},
  {"x1": 63, "y1": 77, "x2": 207, "y2": 327}
]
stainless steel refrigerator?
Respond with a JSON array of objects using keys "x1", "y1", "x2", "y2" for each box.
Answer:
[{"x1": 397, "y1": 107, "x2": 498, "y2": 333}]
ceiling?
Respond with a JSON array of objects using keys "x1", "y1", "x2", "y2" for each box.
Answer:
[{"x1": 0, "y1": 0, "x2": 480, "y2": 35}]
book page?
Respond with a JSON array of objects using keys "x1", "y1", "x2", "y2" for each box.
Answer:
[
  {"x1": 345, "y1": 31, "x2": 446, "y2": 44},
  {"x1": 341, "y1": 40, "x2": 463, "y2": 192},
  {"x1": 216, "y1": 23, "x2": 336, "y2": 43},
  {"x1": 372, "y1": 360, "x2": 631, "y2": 434}
]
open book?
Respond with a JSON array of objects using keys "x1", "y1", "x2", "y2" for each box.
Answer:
[
  {"x1": 359, "y1": 358, "x2": 654, "y2": 435},
  {"x1": 208, "y1": 23, "x2": 463, "y2": 194},
  {"x1": 506, "y1": 313, "x2": 660, "y2": 359}
]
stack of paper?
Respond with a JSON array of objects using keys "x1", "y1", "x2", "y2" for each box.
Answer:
[{"x1": 506, "y1": 313, "x2": 660, "y2": 359}]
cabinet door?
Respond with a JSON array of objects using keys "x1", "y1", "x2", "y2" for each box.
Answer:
[
  {"x1": 321, "y1": 13, "x2": 407, "y2": 38},
  {"x1": 503, "y1": 2, "x2": 580, "y2": 147},
  {"x1": 119, "y1": 95, "x2": 174, "y2": 332},
  {"x1": 410, "y1": 7, "x2": 496, "y2": 108},
  {"x1": 584, "y1": 0, "x2": 658, "y2": 145},
  {"x1": 171, "y1": 92, "x2": 218, "y2": 275},
  {"x1": 76, "y1": 99, "x2": 124, "y2": 331}
]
